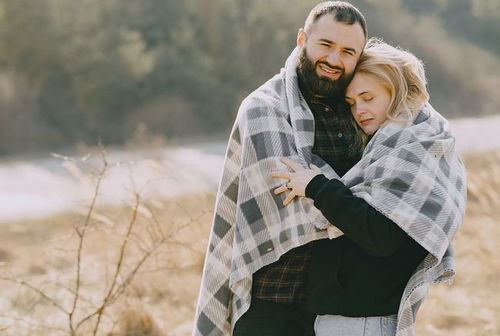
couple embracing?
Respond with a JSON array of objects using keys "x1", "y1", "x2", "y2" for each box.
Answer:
[{"x1": 193, "y1": 2, "x2": 466, "y2": 336}]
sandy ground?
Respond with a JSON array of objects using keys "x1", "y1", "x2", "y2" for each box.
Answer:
[{"x1": 0, "y1": 150, "x2": 499, "y2": 335}]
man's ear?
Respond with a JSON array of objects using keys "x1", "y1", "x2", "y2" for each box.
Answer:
[{"x1": 297, "y1": 28, "x2": 306, "y2": 48}]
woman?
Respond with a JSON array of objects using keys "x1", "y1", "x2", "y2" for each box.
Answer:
[{"x1": 270, "y1": 39, "x2": 467, "y2": 336}]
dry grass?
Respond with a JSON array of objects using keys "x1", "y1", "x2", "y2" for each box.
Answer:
[
  {"x1": 0, "y1": 191, "x2": 214, "y2": 336},
  {"x1": 416, "y1": 150, "x2": 500, "y2": 336},
  {"x1": 1, "y1": 150, "x2": 499, "y2": 335}
]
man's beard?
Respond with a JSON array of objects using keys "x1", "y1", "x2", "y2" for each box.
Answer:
[{"x1": 297, "y1": 47, "x2": 354, "y2": 100}]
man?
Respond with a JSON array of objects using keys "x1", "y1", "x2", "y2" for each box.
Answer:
[{"x1": 193, "y1": 2, "x2": 367, "y2": 336}]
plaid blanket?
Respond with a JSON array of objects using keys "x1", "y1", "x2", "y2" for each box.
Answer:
[
  {"x1": 192, "y1": 47, "x2": 467, "y2": 336},
  {"x1": 339, "y1": 103, "x2": 467, "y2": 335}
]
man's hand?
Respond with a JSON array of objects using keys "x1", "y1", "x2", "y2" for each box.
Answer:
[{"x1": 270, "y1": 157, "x2": 322, "y2": 206}]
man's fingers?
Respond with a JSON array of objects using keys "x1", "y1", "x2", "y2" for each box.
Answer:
[
  {"x1": 270, "y1": 171, "x2": 292, "y2": 180},
  {"x1": 283, "y1": 192, "x2": 296, "y2": 206},
  {"x1": 274, "y1": 185, "x2": 288, "y2": 195},
  {"x1": 280, "y1": 157, "x2": 303, "y2": 172},
  {"x1": 310, "y1": 163, "x2": 321, "y2": 173}
]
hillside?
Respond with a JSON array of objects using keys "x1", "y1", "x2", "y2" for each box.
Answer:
[{"x1": 0, "y1": 0, "x2": 499, "y2": 155}]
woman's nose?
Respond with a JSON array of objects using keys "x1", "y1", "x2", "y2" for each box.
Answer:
[
  {"x1": 354, "y1": 101, "x2": 369, "y2": 114},
  {"x1": 354, "y1": 106, "x2": 366, "y2": 116}
]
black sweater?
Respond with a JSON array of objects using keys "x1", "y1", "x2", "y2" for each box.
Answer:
[{"x1": 305, "y1": 175, "x2": 429, "y2": 316}]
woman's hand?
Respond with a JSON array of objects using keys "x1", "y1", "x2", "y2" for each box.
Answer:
[{"x1": 270, "y1": 157, "x2": 322, "y2": 206}]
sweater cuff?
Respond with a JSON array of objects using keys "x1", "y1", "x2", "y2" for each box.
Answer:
[{"x1": 305, "y1": 174, "x2": 329, "y2": 199}]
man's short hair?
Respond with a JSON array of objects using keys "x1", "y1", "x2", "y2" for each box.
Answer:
[{"x1": 304, "y1": 1, "x2": 367, "y2": 38}]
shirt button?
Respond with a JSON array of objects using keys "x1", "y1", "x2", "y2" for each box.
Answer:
[{"x1": 337, "y1": 132, "x2": 343, "y2": 138}]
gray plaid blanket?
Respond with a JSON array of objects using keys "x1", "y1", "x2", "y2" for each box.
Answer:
[{"x1": 192, "y1": 47, "x2": 467, "y2": 336}]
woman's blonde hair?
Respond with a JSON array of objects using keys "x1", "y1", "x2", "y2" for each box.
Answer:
[
  {"x1": 357, "y1": 38, "x2": 429, "y2": 120},
  {"x1": 350, "y1": 38, "x2": 430, "y2": 150}
]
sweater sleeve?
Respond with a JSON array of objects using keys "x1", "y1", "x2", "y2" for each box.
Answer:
[{"x1": 305, "y1": 174, "x2": 424, "y2": 257}]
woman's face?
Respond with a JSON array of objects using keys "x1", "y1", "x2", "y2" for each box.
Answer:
[{"x1": 345, "y1": 72, "x2": 392, "y2": 135}]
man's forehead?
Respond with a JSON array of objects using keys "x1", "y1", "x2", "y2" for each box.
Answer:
[{"x1": 309, "y1": 14, "x2": 365, "y2": 46}]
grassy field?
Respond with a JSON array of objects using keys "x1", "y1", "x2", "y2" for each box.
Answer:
[
  {"x1": 417, "y1": 151, "x2": 500, "y2": 336},
  {"x1": 0, "y1": 151, "x2": 499, "y2": 335}
]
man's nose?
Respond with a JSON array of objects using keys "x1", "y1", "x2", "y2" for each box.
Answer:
[{"x1": 326, "y1": 50, "x2": 341, "y2": 66}]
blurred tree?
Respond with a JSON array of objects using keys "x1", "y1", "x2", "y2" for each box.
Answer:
[{"x1": 0, "y1": 0, "x2": 499, "y2": 156}]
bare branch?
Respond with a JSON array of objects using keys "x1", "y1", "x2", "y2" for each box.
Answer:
[
  {"x1": 89, "y1": 191, "x2": 141, "y2": 335},
  {"x1": 0, "y1": 314, "x2": 67, "y2": 334},
  {"x1": 69, "y1": 156, "x2": 108, "y2": 334},
  {"x1": 0, "y1": 275, "x2": 69, "y2": 315}
]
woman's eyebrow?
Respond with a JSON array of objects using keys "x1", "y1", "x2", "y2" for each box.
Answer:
[{"x1": 346, "y1": 90, "x2": 370, "y2": 99}]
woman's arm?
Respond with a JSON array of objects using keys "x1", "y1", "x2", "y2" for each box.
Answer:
[
  {"x1": 271, "y1": 157, "x2": 426, "y2": 257},
  {"x1": 306, "y1": 174, "x2": 409, "y2": 257}
]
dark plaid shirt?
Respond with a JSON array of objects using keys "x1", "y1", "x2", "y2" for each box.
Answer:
[{"x1": 252, "y1": 87, "x2": 361, "y2": 303}]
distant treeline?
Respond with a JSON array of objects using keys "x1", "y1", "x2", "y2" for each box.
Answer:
[{"x1": 0, "y1": 0, "x2": 499, "y2": 155}]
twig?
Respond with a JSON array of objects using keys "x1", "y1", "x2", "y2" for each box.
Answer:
[
  {"x1": 0, "y1": 314, "x2": 67, "y2": 334},
  {"x1": 90, "y1": 191, "x2": 141, "y2": 335},
  {"x1": 0, "y1": 275, "x2": 70, "y2": 315},
  {"x1": 69, "y1": 146, "x2": 108, "y2": 335}
]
